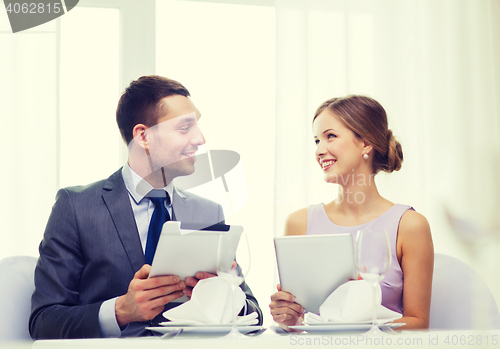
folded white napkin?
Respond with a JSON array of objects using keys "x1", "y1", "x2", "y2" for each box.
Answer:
[
  {"x1": 162, "y1": 276, "x2": 258, "y2": 325},
  {"x1": 304, "y1": 280, "x2": 402, "y2": 324}
]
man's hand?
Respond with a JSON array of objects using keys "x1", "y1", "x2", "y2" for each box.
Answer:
[
  {"x1": 115, "y1": 264, "x2": 186, "y2": 327},
  {"x1": 183, "y1": 261, "x2": 237, "y2": 298},
  {"x1": 183, "y1": 271, "x2": 216, "y2": 298}
]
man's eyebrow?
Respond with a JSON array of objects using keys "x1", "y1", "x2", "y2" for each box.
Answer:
[{"x1": 174, "y1": 113, "x2": 198, "y2": 123}]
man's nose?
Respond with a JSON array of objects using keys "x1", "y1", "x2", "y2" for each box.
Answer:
[{"x1": 193, "y1": 124, "x2": 205, "y2": 145}]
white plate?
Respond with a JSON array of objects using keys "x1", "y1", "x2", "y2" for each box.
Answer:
[
  {"x1": 302, "y1": 319, "x2": 396, "y2": 326},
  {"x1": 290, "y1": 323, "x2": 405, "y2": 333},
  {"x1": 147, "y1": 325, "x2": 263, "y2": 335},
  {"x1": 159, "y1": 322, "x2": 256, "y2": 327}
]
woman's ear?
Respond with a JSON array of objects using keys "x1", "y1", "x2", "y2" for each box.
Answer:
[
  {"x1": 362, "y1": 140, "x2": 373, "y2": 156},
  {"x1": 132, "y1": 124, "x2": 149, "y2": 149}
]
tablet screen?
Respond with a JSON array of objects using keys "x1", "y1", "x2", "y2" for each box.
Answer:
[
  {"x1": 274, "y1": 234, "x2": 356, "y2": 314},
  {"x1": 149, "y1": 221, "x2": 242, "y2": 280}
]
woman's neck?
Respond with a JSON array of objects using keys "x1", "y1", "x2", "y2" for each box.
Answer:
[{"x1": 332, "y1": 175, "x2": 387, "y2": 218}]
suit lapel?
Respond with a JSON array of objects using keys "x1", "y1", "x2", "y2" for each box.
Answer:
[
  {"x1": 171, "y1": 188, "x2": 193, "y2": 222},
  {"x1": 102, "y1": 169, "x2": 145, "y2": 273}
]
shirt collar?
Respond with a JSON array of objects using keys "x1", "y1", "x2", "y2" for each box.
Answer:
[{"x1": 122, "y1": 164, "x2": 174, "y2": 205}]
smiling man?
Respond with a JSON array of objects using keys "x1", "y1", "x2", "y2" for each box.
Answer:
[{"x1": 29, "y1": 76, "x2": 262, "y2": 339}]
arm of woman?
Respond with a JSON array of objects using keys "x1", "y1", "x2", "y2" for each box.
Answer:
[
  {"x1": 393, "y1": 210, "x2": 434, "y2": 330},
  {"x1": 269, "y1": 208, "x2": 307, "y2": 328}
]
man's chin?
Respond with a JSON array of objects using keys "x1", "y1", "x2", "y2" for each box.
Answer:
[{"x1": 175, "y1": 165, "x2": 196, "y2": 178}]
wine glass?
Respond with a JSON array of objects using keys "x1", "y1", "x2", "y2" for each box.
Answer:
[
  {"x1": 216, "y1": 229, "x2": 251, "y2": 338},
  {"x1": 355, "y1": 229, "x2": 391, "y2": 335}
]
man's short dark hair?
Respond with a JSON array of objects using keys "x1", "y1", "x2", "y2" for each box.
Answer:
[{"x1": 116, "y1": 75, "x2": 190, "y2": 144}]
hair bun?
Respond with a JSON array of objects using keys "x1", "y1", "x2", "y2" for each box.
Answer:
[{"x1": 386, "y1": 130, "x2": 403, "y2": 173}]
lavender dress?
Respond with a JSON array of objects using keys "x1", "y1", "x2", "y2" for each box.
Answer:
[{"x1": 306, "y1": 203, "x2": 413, "y2": 315}]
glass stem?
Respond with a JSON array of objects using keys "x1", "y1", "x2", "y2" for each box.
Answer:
[
  {"x1": 372, "y1": 282, "x2": 377, "y2": 328},
  {"x1": 231, "y1": 284, "x2": 237, "y2": 328}
]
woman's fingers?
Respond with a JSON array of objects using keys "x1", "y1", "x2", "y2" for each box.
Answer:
[
  {"x1": 270, "y1": 290, "x2": 295, "y2": 303},
  {"x1": 269, "y1": 290, "x2": 304, "y2": 327}
]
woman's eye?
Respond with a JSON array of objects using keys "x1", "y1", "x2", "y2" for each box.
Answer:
[
  {"x1": 328, "y1": 133, "x2": 337, "y2": 139},
  {"x1": 314, "y1": 139, "x2": 319, "y2": 145}
]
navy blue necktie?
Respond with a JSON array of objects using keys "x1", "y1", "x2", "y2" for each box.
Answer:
[{"x1": 144, "y1": 190, "x2": 171, "y2": 265}]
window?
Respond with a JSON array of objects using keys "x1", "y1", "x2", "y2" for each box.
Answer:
[
  {"x1": 156, "y1": 0, "x2": 276, "y2": 323},
  {"x1": 59, "y1": 7, "x2": 121, "y2": 188}
]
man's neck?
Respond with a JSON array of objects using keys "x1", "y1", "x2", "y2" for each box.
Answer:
[{"x1": 128, "y1": 161, "x2": 172, "y2": 189}]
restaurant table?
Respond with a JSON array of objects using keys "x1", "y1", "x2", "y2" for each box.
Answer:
[{"x1": 3, "y1": 329, "x2": 500, "y2": 349}]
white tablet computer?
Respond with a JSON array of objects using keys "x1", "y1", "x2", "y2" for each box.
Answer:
[
  {"x1": 149, "y1": 221, "x2": 243, "y2": 281},
  {"x1": 274, "y1": 234, "x2": 356, "y2": 314}
]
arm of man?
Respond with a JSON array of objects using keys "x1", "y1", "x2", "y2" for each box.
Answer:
[
  {"x1": 30, "y1": 188, "x2": 106, "y2": 339},
  {"x1": 30, "y1": 188, "x2": 186, "y2": 339}
]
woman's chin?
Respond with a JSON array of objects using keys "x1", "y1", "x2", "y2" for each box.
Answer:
[{"x1": 324, "y1": 173, "x2": 340, "y2": 184}]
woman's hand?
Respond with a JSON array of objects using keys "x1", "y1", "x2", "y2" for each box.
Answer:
[{"x1": 269, "y1": 284, "x2": 304, "y2": 328}]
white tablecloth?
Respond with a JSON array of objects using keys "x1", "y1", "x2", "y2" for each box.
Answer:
[{"x1": 14, "y1": 329, "x2": 499, "y2": 349}]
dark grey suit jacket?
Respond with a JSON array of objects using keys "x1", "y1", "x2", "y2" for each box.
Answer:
[{"x1": 30, "y1": 169, "x2": 262, "y2": 339}]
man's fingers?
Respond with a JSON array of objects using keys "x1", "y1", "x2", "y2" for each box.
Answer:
[
  {"x1": 117, "y1": 269, "x2": 185, "y2": 326},
  {"x1": 195, "y1": 272, "x2": 216, "y2": 280},
  {"x1": 134, "y1": 264, "x2": 151, "y2": 279},
  {"x1": 138, "y1": 281, "x2": 185, "y2": 304},
  {"x1": 143, "y1": 275, "x2": 182, "y2": 290},
  {"x1": 185, "y1": 277, "x2": 197, "y2": 287},
  {"x1": 151, "y1": 290, "x2": 185, "y2": 308},
  {"x1": 148, "y1": 288, "x2": 186, "y2": 315},
  {"x1": 137, "y1": 290, "x2": 185, "y2": 322}
]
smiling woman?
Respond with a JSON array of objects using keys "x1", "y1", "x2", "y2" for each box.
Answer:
[{"x1": 270, "y1": 95, "x2": 434, "y2": 331}]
